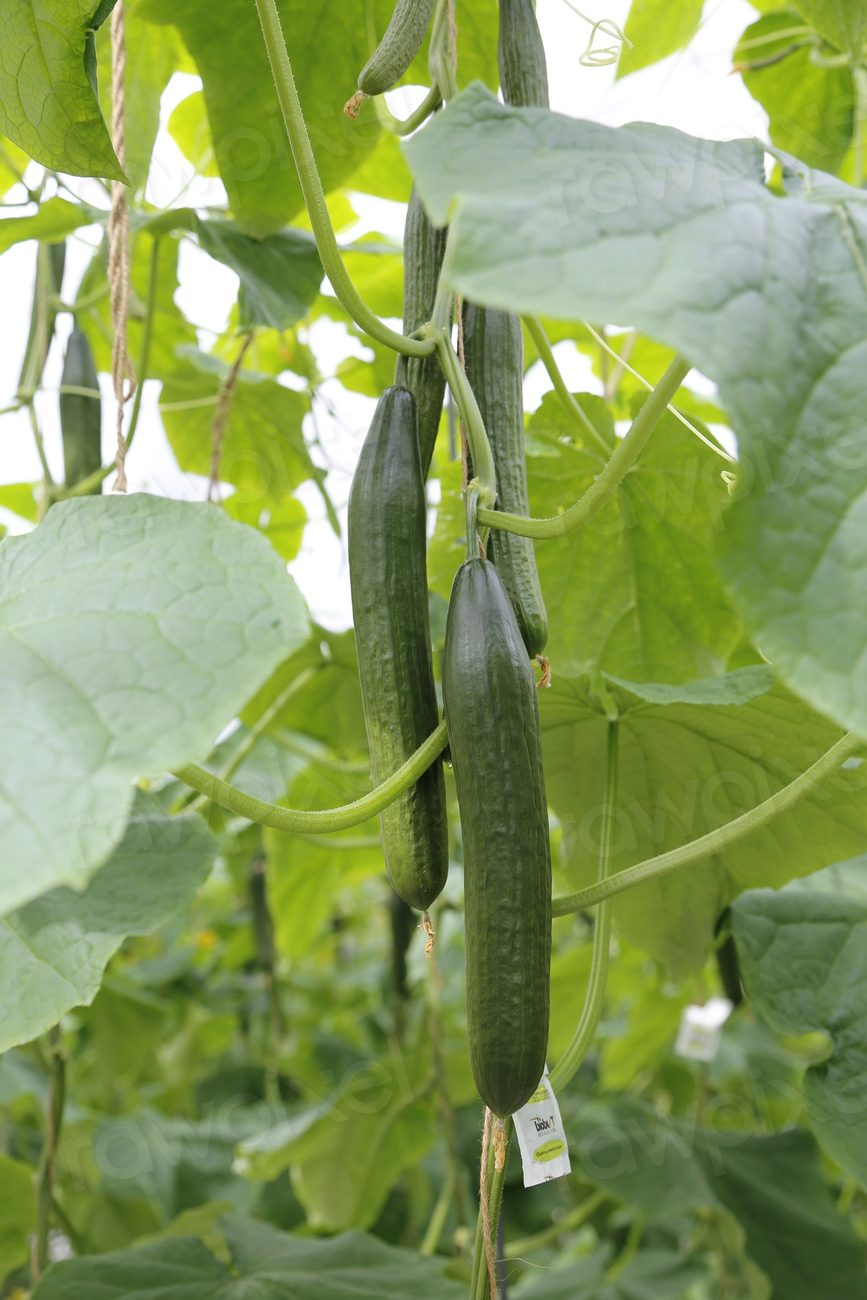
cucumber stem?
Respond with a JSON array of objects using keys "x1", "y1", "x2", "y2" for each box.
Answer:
[
  {"x1": 432, "y1": 328, "x2": 497, "y2": 508},
  {"x1": 552, "y1": 730, "x2": 862, "y2": 916},
  {"x1": 470, "y1": 1124, "x2": 511, "y2": 1300},
  {"x1": 375, "y1": 83, "x2": 442, "y2": 136},
  {"x1": 524, "y1": 316, "x2": 610, "y2": 457},
  {"x1": 253, "y1": 0, "x2": 434, "y2": 359},
  {"x1": 549, "y1": 720, "x2": 619, "y2": 1091},
  {"x1": 478, "y1": 354, "x2": 692, "y2": 538},
  {"x1": 173, "y1": 718, "x2": 449, "y2": 834}
]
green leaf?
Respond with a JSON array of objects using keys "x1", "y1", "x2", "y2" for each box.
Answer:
[
  {"x1": 222, "y1": 492, "x2": 307, "y2": 561},
  {"x1": 196, "y1": 219, "x2": 322, "y2": 332},
  {"x1": 736, "y1": 13, "x2": 855, "y2": 174},
  {"x1": 0, "y1": 197, "x2": 96, "y2": 255},
  {"x1": 0, "y1": 482, "x2": 39, "y2": 523},
  {"x1": 0, "y1": 792, "x2": 215, "y2": 1052},
  {"x1": 791, "y1": 0, "x2": 867, "y2": 56},
  {"x1": 732, "y1": 879, "x2": 867, "y2": 1187},
  {"x1": 31, "y1": 1214, "x2": 466, "y2": 1297},
  {"x1": 160, "y1": 352, "x2": 313, "y2": 509},
  {"x1": 405, "y1": 86, "x2": 867, "y2": 738},
  {"x1": 0, "y1": 136, "x2": 31, "y2": 194},
  {"x1": 617, "y1": 0, "x2": 704, "y2": 78},
  {"x1": 517, "y1": 1246, "x2": 713, "y2": 1299},
  {"x1": 0, "y1": 1, "x2": 122, "y2": 179},
  {"x1": 542, "y1": 673, "x2": 867, "y2": 971},
  {"x1": 239, "y1": 1052, "x2": 437, "y2": 1230},
  {"x1": 0, "y1": 495, "x2": 309, "y2": 915},
  {"x1": 168, "y1": 90, "x2": 219, "y2": 177},
  {"x1": 431, "y1": 400, "x2": 739, "y2": 681},
  {"x1": 573, "y1": 1100, "x2": 867, "y2": 1299},
  {"x1": 139, "y1": 0, "x2": 384, "y2": 232},
  {"x1": 0, "y1": 1155, "x2": 34, "y2": 1281}
]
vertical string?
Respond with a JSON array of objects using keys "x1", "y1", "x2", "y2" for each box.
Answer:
[{"x1": 108, "y1": 1, "x2": 136, "y2": 492}]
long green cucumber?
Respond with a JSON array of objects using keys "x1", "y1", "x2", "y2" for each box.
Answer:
[
  {"x1": 17, "y1": 241, "x2": 66, "y2": 400},
  {"x1": 498, "y1": 0, "x2": 549, "y2": 108},
  {"x1": 443, "y1": 557, "x2": 552, "y2": 1117},
  {"x1": 462, "y1": 303, "x2": 548, "y2": 655},
  {"x1": 394, "y1": 185, "x2": 447, "y2": 477},
  {"x1": 358, "y1": 0, "x2": 438, "y2": 96},
  {"x1": 348, "y1": 386, "x2": 448, "y2": 911},
  {"x1": 60, "y1": 326, "x2": 102, "y2": 491}
]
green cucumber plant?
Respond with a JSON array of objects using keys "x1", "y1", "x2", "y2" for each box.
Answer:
[{"x1": 1, "y1": 0, "x2": 867, "y2": 1297}]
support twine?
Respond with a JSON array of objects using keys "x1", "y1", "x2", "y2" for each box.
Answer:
[
  {"x1": 480, "y1": 1108, "x2": 497, "y2": 1299},
  {"x1": 108, "y1": 1, "x2": 136, "y2": 492}
]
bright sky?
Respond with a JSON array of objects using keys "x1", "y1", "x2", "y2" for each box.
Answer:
[{"x1": 0, "y1": 0, "x2": 766, "y2": 628}]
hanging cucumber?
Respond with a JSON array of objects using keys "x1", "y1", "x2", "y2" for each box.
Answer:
[
  {"x1": 462, "y1": 302, "x2": 548, "y2": 656},
  {"x1": 394, "y1": 186, "x2": 448, "y2": 477},
  {"x1": 60, "y1": 326, "x2": 102, "y2": 491},
  {"x1": 348, "y1": 386, "x2": 449, "y2": 912},
  {"x1": 17, "y1": 241, "x2": 67, "y2": 400},
  {"x1": 357, "y1": 0, "x2": 438, "y2": 96},
  {"x1": 443, "y1": 557, "x2": 552, "y2": 1117},
  {"x1": 498, "y1": 0, "x2": 549, "y2": 108}
]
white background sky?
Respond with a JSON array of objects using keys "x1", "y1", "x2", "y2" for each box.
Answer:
[{"x1": 0, "y1": 0, "x2": 766, "y2": 628}]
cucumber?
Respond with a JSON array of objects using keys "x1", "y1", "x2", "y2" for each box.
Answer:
[
  {"x1": 17, "y1": 241, "x2": 66, "y2": 400},
  {"x1": 498, "y1": 0, "x2": 549, "y2": 108},
  {"x1": 358, "y1": 0, "x2": 438, "y2": 96},
  {"x1": 348, "y1": 386, "x2": 449, "y2": 912},
  {"x1": 394, "y1": 185, "x2": 448, "y2": 477},
  {"x1": 60, "y1": 326, "x2": 102, "y2": 491},
  {"x1": 462, "y1": 302, "x2": 548, "y2": 656},
  {"x1": 443, "y1": 557, "x2": 552, "y2": 1117}
]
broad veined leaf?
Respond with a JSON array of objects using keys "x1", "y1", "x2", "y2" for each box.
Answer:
[
  {"x1": 160, "y1": 351, "x2": 313, "y2": 509},
  {"x1": 516, "y1": 1246, "x2": 714, "y2": 1299},
  {"x1": 617, "y1": 0, "x2": 705, "y2": 78},
  {"x1": 405, "y1": 86, "x2": 867, "y2": 738},
  {"x1": 431, "y1": 399, "x2": 738, "y2": 681},
  {"x1": 732, "y1": 878, "x2": 867, "y2": 1188},
  {"x1": 0, "y1": 495, "x2": 309, "y2": 915},
  {"x1": 0, "y1": 135, "x2": 30, "y2": 194},
  {"x1": 0, "y1": 0, "x2": 122, "y2": 178},
  {"x1": 0, "y1": 792, "x2": 215, "y2": 1052},
  {"x1": 0, "y1": 197, "x2": 98, "y2": 255},
  {"x1": 0, "y1": 1155, "x2": 35, "y2": 1281},
  {"x1": 139, "y1": 0, "x2": 384, "y2": 232},
  {"x1": 572, "y1": 1099, "x2": 867, "y2": 1300},
  {"x1": 168, "y1": 89, "x2": 219, "y2": 177},
  {"x1": 736, "y1": 13, "x2": 854, "y2": 174},
  {"x1": 541, "y1": 669, "x2": 867, "y2": 972},
  {"x1": 791, "y1": 0, "x2": 867, "y2": 57},
  {"x1": 32, "y1": 1213, "x2": 466, "y2": 1298},
  {"x1": 196, "y1": 219, "x2": 323, "y2": 332},
  {"x1": 238, "y1": 1050, "x2": 437, "y2": 1229}
]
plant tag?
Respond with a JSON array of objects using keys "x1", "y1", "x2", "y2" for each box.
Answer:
[
  {"x1": 675, "y1": 997, "x2": 734, "y2": 1062},
  {"x1": 512, "y1": 1069, "x2": 571, "y2": 1188}
]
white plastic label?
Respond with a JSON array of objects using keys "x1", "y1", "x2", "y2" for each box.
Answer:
[
  {"x1": 512, "y1": 1069, "x2": 571, "y2": 1187},
  {"x1": 675, "y1": 997, "x2": 734, "y2": 1062}
]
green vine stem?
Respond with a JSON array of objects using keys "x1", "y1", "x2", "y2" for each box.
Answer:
[
  {"x1": 552, "y1": 730, "x2": 861, "y2": 917},
  {"x1": 429, "y1": 0, "x2": 458, "y2": 101},
  {"x1": 33, "y1": 1027, "x2": 66, "y2": 1280},
  {"x1": 505, "y1": 1188, "x2": 608, "y2": 1258},
  {"x1": 478, "y1": 354, "x2": 692, "y2": 538},
  {"x1": 431, "y1": 328, "x2": 497, "y2": 507},
  {"x1": 173, "y1": 718, "x2": 448, "y2": 833},
  {"x1": 254, "y1": 0, "x2": 433, "y2": 359},
  {"x1": 50, "y1": 236, "x2": 162, "y2": 501},
  {"x1": 550, "y1": 719, "x2": 619, "y2": 1090},
  {"x1": 524, "y1": 316, "x2": 610, "y2": 457},
  {"x1": 376, "y1": 83, "x2": 442, "y2": 136}
]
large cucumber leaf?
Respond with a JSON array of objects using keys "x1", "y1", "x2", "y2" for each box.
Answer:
[
  {"x1": 0, "y1": 495, "x2": 308, "y2": 915},
  {"x1": 405, "y1": 86, "x2": 867, "y2": 739}
]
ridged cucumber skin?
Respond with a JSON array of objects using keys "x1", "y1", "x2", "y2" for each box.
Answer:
[
  {"x1": 462, "y1": 303, "x2": 548, "y2": 656},
  {"x1": 498, "y1": 0, "x2": 549, "y2": 108},
  {"x1": 348, "y1": 386, "x2": 449, "y2": 911},
  {"x1": 443, "y1": 558, "x2": 552, "y2": 1117},
  {"x1": 394, "y1": 186, "x2": 448, "y2": 477},
  {"x1": 358, "y1": 0, "x2": 438, "y2": 95},
  {"x1": 60, "y1": 326, "x2": 102, "y2": 491}
]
